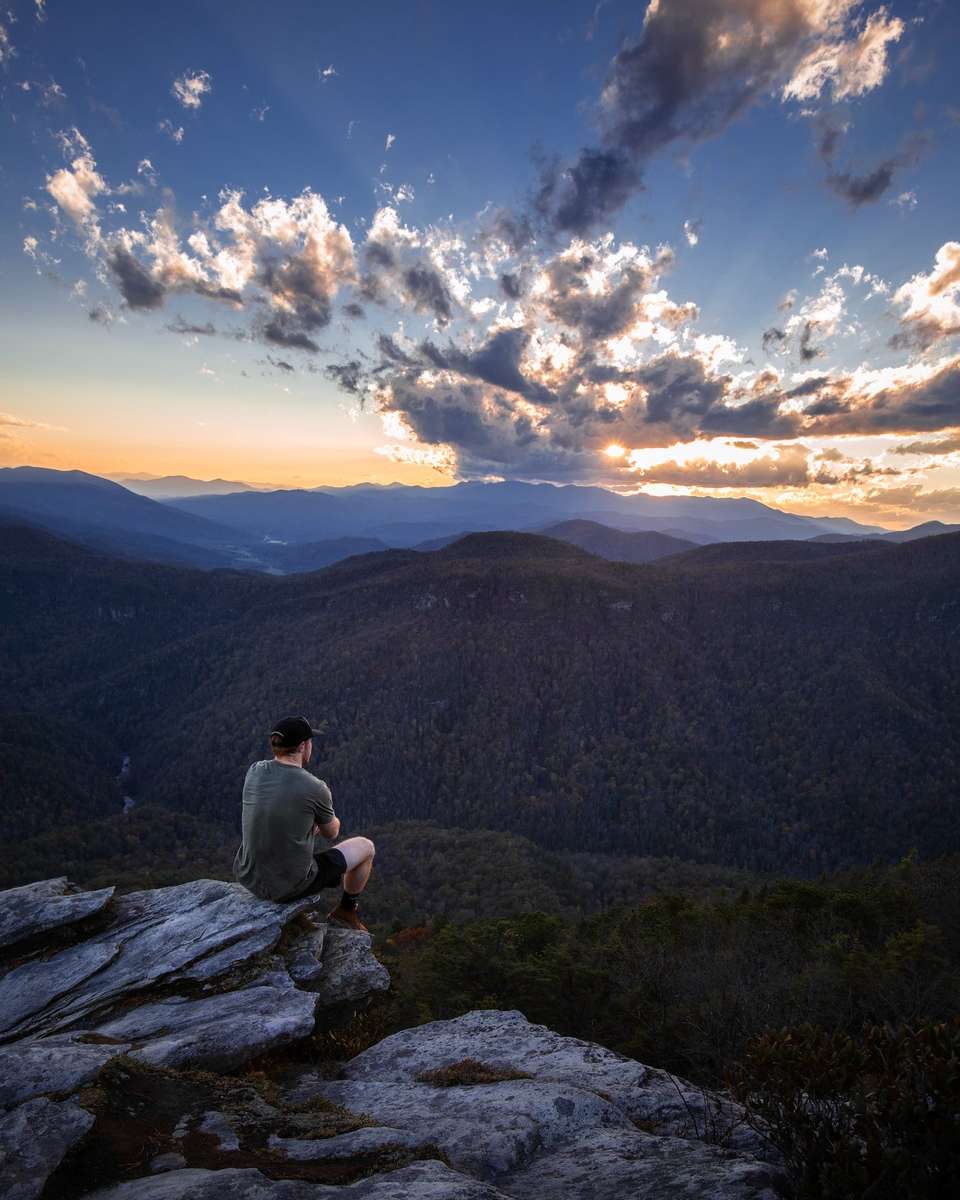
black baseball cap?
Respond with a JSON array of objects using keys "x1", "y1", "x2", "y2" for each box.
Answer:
[{"x1": 269, "y1": 715, "x2": 325, "y2": 748}]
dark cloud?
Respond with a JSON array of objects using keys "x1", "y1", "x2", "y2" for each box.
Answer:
[
  {"x1": 325, "y1": 360, "x2": 364, "y2": 395},
  {"x1": 376, "y1": 333, "x2": 415, "y2": 365},
  {"x1": 268, "y1": 356, "x2": 295, "y2": 372},
  {"x1": 798, "y1": 320, "x2": 822, "y2": 361},
  {"x1": 816, "y1": 116, "x2": 846, "y2": 162},
  {"x1": 826, "y1": 133, "x2": 927, "y2": 208},
  {"x1": 801, "y1": 357, "x2": 960, "y2": 436},
  {"x1": 108, "y1": 246, "x2": 165, "y2": 310},
  {"x1": 534, "y1": 148, "x2": 640, "y2": 238},
  {"x1": 342, "y1": 302, "x2": 365, "y2": 319},
  {"x1": 167, "y1": 316, "x2": 217, "y2": 336},
  {"x1": 88, "y1": 305, "x2": 112, "y2": 325},
  {"x1": 365, "y1": 241, "x2": 395, "y2": 269},
  {"x1": 826, "y1": 158, "x2": 900, "y2": 206},
  {"x1": 762, "y1": 326, "x2": 787, "y2": 353},
  {"x1": 260, "y1": 318, "x2": 320, "y2": 353},
  {"x1": 401, "y1": 264, "x2": 453, "y2": 325},
  {"x1": 258, "y1": 255, "x2": 333, "y2": 334},
  {"x1": 420, "y1": 327, "x2": 556, "y2": 405},
  {"x1": 532, "y1": 0, "x2": 865, "y2": 236},
  {"x1": 499, "y1": 272, "x2": 522, "y2": 299}
]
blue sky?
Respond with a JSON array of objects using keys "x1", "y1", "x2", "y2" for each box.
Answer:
[{"x1": 2, "y1": 0, "x2": 959, "y2": 525}]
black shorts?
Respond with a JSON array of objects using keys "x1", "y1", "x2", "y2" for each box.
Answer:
[{"x1": 288, "y1": 847, "x2": 348, "y2": 898}]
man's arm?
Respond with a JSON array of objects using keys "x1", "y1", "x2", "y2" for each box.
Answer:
[
  {"x1": 309, "y1": 778, "x2": 339, "y2": 840},
  {"x1": 314, "y1": 814, "x2": 341, "y2": 839}
]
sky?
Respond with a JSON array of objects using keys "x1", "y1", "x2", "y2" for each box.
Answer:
[{"x1": 2, "y1": 0, "x2": 959, "y2": 526}]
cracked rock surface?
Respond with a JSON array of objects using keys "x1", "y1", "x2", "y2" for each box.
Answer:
[{"x1": 0, "y1": 877, "x2": 786, "y2": 1200}]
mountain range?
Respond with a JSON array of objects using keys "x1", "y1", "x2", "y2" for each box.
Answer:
[
  {"x1": 2, "y1": 517, "x2": 958, "y2": 889},
  {"x1": 2, "y1": 466, "x2": 934, "y2": 577}
]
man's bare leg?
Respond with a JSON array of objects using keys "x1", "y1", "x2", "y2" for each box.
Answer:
[{"x1": 336, "y1": 835, "x2": 375, "y2": 896}]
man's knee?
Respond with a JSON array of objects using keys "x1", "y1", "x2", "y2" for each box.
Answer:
[{"x1": 360, "y1": 836, "x2": 375, "y2": 859}]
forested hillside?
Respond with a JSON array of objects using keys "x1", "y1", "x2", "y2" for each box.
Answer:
[{"x1": 2, "y1": 523, "x2": 959, "y2": 882}]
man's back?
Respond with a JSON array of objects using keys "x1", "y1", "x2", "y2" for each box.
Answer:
[{"x1": 233, "y1": 758, "x2": 334, "y2": 900}]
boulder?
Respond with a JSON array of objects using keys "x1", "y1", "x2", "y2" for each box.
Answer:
[
  {"x1": 284, "y1": 1076, "x2": 633, "y2": 1180},
  {"x1": 308, "y1": 926, "x2": 390, "y2": 1005},
  {"x1": 500, "y1": 1126, "x2": 783, "y2": 1200},
  {"x1": 338, "y1": 1008, "x2": 775, "y2": 1161},
  {"x1": 0, "y1": 877, "x2": 115, "y2": 952},
  {"x1": 268, "y1": 1126, "x2": 433, "y2": 1160},
  {"x1": 81, "y1": 1162, "x2": 512, "y2": 1199},
  {"x1": 92, "y1": 963, "x2": 318, "y2": 1071},
  {"x1": 284, "y1": 926, "x2": 326, "y2": 988},
  {"x1": 0, "y1": 1031, "x2": 131, "y2": 1109},
  {"x1": 0, "y1": 880, "x2": 317, "y2": 1040},
  {"x1": 0, "y1": 1096, "x2": 95, "y2": 1200}
]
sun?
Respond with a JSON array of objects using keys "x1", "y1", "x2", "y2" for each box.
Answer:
[{"x1": 603, "y1": 444, "x2": 627, "y2": 458}]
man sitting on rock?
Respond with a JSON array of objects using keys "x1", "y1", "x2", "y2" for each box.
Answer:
[{"x1": 232, "y1": 715, "x2": 375, "y2": 932}]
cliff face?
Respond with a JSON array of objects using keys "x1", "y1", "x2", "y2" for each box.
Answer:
[{"x1": 0, "y1": 878, "x2": 784, "y2": 1199}]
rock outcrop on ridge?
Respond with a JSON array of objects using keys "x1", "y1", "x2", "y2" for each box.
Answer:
[{"x1": 0, "y1": 877, "x2": 786, "y2": 1199}]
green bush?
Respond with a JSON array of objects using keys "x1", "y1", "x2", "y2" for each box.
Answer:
[{"x1": 725, "y1": 1018, "x2": 960, "y2": 1199}]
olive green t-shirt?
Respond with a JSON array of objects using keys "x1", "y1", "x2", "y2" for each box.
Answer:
[{"x1": 232, "y1": 759, "x2": 336, "y2": 901}]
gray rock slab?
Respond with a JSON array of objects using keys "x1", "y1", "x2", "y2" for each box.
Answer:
[
  {"x1": 81, "y1": 1167, "x2": 317, "y2": 1200},
  {"x1": 0, "y1": 1031, "x2": 131, "y2": 1108},
  {"x1": 82, "y1": 1162, "x2": 511, "y2": 1200},
  {"x1": 310, "y1": 926, "x2": 389, "y2": 1005},
  {"x1": 93, "y1": 968, "x2": 318, "y2": 1071},
  {"x1": 339, "y1": 1007, "x2": 774, "y2": 1161},
  {"x1": 340, "y1": 1160, "x2": 513, "y2": 1198},
  {"x1": 0, "y1": 877, "x2": 115, "y2": 952},
  {"x1": 285, "y1": 927, "x2": 326, "y2": 988},
  {"x1": 287, "y1": 1077, "x2": 632, "y2": 1180},
  {"x1": 501, "y1": 1126, "x2": 785, "y2": 1200},
  {"x1": 268, "y1": 1126, "x2": 431, "y2": 1160},
  {"x1": 0, "y1": 1096, "x2": 95, "y2": 1200},
  {"x1": 0, "y1": 880, "x2": 315, "y2": 1041}
]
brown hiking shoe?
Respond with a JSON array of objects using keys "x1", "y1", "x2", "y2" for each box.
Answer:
[{"x1": 326, "y1": 905, "x2": 369, "y2": 933}]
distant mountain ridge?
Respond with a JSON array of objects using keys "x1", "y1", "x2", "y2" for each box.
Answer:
[
  {"x1": 538, "y1": 520, "x2": 697, "y2": 563},
  {"x1": 5, "y1": 466, "x2": 951, "y2": 578}
]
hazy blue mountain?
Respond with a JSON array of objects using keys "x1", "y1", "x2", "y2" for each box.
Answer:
[
  {"x1": 116, "y1": 475, "x2": 270, "y2": 499},
  {"x1": 169, "y1": 478, "x2": 887, "y2": 546},
  {"x1": 0, "y1": 467, "x2": 255, "y2": 553},
  {"x1": 884, "y1": 520, "x2": 960, "y2": 543},
  {"x1": 539, "y1": 520, "x2": 696, "y2": 563}
]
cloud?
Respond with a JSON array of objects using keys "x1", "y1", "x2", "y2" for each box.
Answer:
[
  {"x1": 0, "y1": 411, "x2": 52, "y2": 429},
  {"x1": 320, "y1": 65, "x2": 337, "y2": 81},
  {"x1": 534, "y1": 0, "x2": 905, "y2": 236},
  {"x1": 826, "y1": 154, "x2": 904, "y2": 206},
  {"x1": 166, "y1": 316, "x2": 218, "y2": 337},
  {"x1": 107, "y1": 246, "x2": 166, "y2": 310},
  {"x1": 891, "y1": 189, "x2": 917, "y2": 210},
  {"x1": 632, "y1": 443, "x2": 812, "y2": 488},
  {"x1": 892, "y1": 431, "x2": 960, "y2": 457},
  {"x1": 783, "y1": 5, "x2": 904, "y2": 102},
  {"x1": 159, "y1": 119, "x2": 185, "y2": 143},
  {"x1": 172, "y1": 70, "x2": 212, "y2": 110},
  {"x1": 252, "y1": 104, "x2": 269, "y2": 122},
  {"x1": 45, "y1": 129, "x2": 105, "y2": 236},
  {"x1": 385, "y1": 133, "x2": 396, "y2": 152},
  {"x1": 889, "y1": 242, "x2": 960, "y2": 352},
  {"x1": 683, "y1": 217, "x2": 701, "y2": 246},
  {"x1": 0, "y1": 20, "x2": 14, "y2": 66}
]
